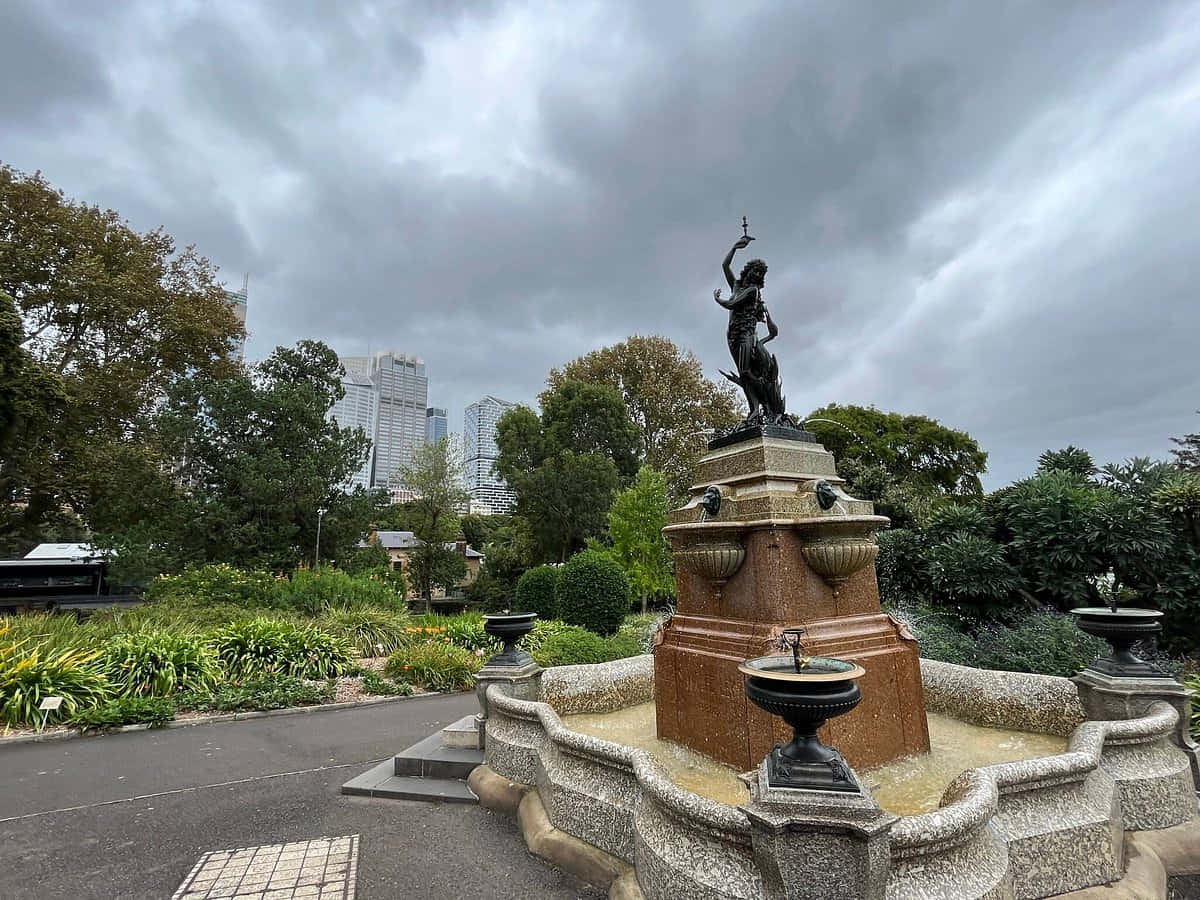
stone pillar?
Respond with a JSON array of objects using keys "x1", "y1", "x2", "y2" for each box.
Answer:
[
  {"x1": 657, "y1": 433, "x2": 930, "y2": 771},
  {"x1": 474, "y1": 661, "x2": 543, "y2": 751},
  {"x1": 1073, "y1": 669, "x2": 1200, "y2": 791},
  {"x1": 741, "y1": 763, "x2": 896, "y2": 900}
]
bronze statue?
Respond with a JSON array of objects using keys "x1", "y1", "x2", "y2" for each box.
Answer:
[{"x1": 713, "y1": 222, "x2": 788, "y2": 424}]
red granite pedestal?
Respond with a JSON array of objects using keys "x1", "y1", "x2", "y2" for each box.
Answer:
[{"x1": 656, "y1": 437, "x2": 930, "y2": 772}]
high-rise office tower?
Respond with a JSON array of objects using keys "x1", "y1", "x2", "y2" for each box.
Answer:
[
  {"x1": 368, "y1": 351, "x2": 428, "y2": 488},
  {"x1": 339, "y1": 356, "x2": 370, "y2": 376},
  {"x1": 224, "y1": 276, "x2": 248, "y2": 361},
  {"x1": 425, "y1": 407, "x2": 448, "y2": 445},
  {"x1": 464, "y1": 395, "x2": 517, "y2": 514},
  {"x1": 327, "y1": 372, "x2": 378, "y2": 491}
]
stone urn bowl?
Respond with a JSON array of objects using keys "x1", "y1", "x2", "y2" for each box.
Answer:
[
  {"x1": 1070, "y1": 606, "x2": 1167, "y2": 678},
  {"x1": 739, "y1": 653, "x2": 866, "y2": 792},
  {"x1": 673, "y1": 540, "x2": 745, "y2": 585},
  {"x1": 482, "y1": 612, "x2": 538, "y2": 667},
  {"x1": 795, "y1": 516, "x2": 886, "y2": 596}
]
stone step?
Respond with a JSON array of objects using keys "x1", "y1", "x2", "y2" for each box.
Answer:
[
  {"x1": 392, "y1": 730, "x2": 483, "y2": 780},
  {"x1": 341, "y1": 759, "x2": 478, "y2": 804},
  {"x1": 441, "y1": 714, "x2": 482, "y2": 750}
]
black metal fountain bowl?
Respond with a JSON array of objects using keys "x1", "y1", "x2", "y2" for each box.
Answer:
[
  {"x1": 739, "y1": 654, "x2": 866, "y2": 793},
  {"x1": 482, "y1": 612, "x2": 538, "y2": 667},
  {"x1": 1070, "y1": 606, "x2": 1168, "y2": 678}
]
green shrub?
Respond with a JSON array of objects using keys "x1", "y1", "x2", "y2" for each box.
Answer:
[
  {"x1": 145, "y1": 564, "x2": 280, "y2": 610},
  {"x1": 532, "y1": 629, "x2": 611, "y2": 667},
  {"x1": 179, "y1": 675, "x2": 334, "y2": 712},
  {"x1": 1185, "y1": 676, "x2": 1200, "y2": 741},
  {"x1": 318, "y1": 605, "x2": 411, "y2": 656},
  {"x1": 557, "y1": 549, "x2": 630, "y2": 635},
  {"x1": 925, "y1": 534, "x2": 1023, "y2": 618},
  {"x1": 71, "y1": 696, "x2": 176, "y2": 730},
  {"x1": 974, "y1": 611, "x2": 1109, "y2": 677},
  {"x1": 464, "y1": 570, "x2": 511, "y2": 611},
  {"x1": 0, "y1": 639, "x2": 111, "y2": 727},
  {"x1": 516, "y1": 566, "x2": 560, "y2": 621},
  {"x1": 888, "y1": 604, "x2": 979, "y2": 666},
  {"x1": 275, "y1": 567, "x2": 407, "y2": 615},
  {"x1": 0, "y1": 613, "x2": 90, "y2": 655},
  {"x1": 616, "y1": 613, "x2": 662, "y2": 654},
  {"x1": 925, "y1": 503, "x2": 993, "y2": 541},
  {"x1": 385, "y1": 642, "x2": 482, "y2": 692},
  {"x1": 100, "y1": 630, "x2": 220, "y2": 697},
  {"x1": 603, "y1": 629, "x2": 644, "y2": 661},
  {"x1": 208, "y1": 618, "x2": 354, "y2": 679},
  {"x1": 875, "y1": 529, "x2": 931, "y2": 607},
  {"x1": 361, "y1": 671, "x2": 413, "y2": 696}
]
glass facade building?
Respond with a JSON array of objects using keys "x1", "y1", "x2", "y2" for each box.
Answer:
[
  {"x1": 327, "y1": 372, "x2": 378, "y2": 491},
  {"x1": 425, "y1": 407, "x2": 448, "y2": 445},
  {"x1": 464, "y1": 395, "x2": 517, "y2": 514}
]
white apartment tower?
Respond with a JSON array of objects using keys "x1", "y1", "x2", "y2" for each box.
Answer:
[
  {"x1": 464, "y1": 395, "x2": 517, "y2": 514},
  {"x1": 327, "y1": 372, "x2": 378, "y2": 491}
]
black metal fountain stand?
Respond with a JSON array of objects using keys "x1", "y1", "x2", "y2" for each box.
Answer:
[
  {"x1": 482, "y1": 612, "x2": 538, "y2": 667},
  {"x1": 1070, "y1": 606, "x2": 1169, "y2": 679},
  {"x1": 740, "y1": 652, "x2": 866, "y2": 793}
]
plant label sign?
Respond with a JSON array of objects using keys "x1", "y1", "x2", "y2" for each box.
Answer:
[{"x1": 39, "y1": 696, "x2": 64, "y2": 712}]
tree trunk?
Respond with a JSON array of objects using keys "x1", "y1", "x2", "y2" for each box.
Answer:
[{"x1": 640, "y1": 592, "x2": 647, "y2": 615}]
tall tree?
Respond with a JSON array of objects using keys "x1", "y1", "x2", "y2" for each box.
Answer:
[
  {"x1": 805, "y1": 403, "x2": 988, "y2": 497},
  {"x1": 1171, "y1": 411, "x2": 1200, "y2": 470},
  {"x1": 545, "y1": 336, "x2": 742, "y2": 497},
  {"x1": 395, "y1": 436, "x2": 470, "y2": 611},
  {"x1": 116, "y1": 340, "x2": 371, "y2": 573},
  {"x1": 496, "y1": 380, "x2": 637, "y2": 562},
  {"x1": 608, "y1": 466, "x2": 676, "y2": 613},
  {"x1": 0, "y1": 164, "x2": 242, "y2": 543}
]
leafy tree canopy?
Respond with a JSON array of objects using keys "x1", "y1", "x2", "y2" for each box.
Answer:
[
  {"x1": 105, "y1": 340, "x2": 372, "y2": 575},
  {"x1": 1037, "y1": 446, "x2": 1096, "y2": 479},
  {"x1": 805, "y1": 403, "x2": 988, "y2": 498},
  {"x1": 1171, "y1": 411, "x2": 1200, "y2": 470},
  {"x1": 607, "y1": 466, "x2": 675, "y2": 613},
  {"x1": 0, "y1": 164, "x2": 242, "y2": 548},
  {"x1": 545, "y1": 336, "x2": 741, "y2": 497}
]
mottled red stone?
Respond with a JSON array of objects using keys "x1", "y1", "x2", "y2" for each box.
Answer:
[{"x1": 655, "y1": 524, "x2": 930, "y2": 772}]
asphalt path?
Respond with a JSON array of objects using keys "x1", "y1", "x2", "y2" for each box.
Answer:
[{"x1": 0, "y1": 694, "x2": 603, "y2": 899}]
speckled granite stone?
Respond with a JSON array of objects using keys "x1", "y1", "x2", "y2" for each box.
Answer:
[
  {"x1": 982, "y1": 758, "x2": 1121, "y2": 899},
  {"x1": 888, "y1": 770, "x2": 1014, "y2": 900},
  {"x1": 743, "y1": 765, "x2": 896, "y2": 900},
  {"x1": 481, "y1": 669, "x2": 1198, "y2": 900},
  {"x1": 1074, "y1": 669, "x2": 1200, "y2": 791},
  {"x1": 920, "y1": 659, "x2": 1085, "y2": 737},
  {"x1": 541, "y1": 655, "x2": 654, "y2": 715}
]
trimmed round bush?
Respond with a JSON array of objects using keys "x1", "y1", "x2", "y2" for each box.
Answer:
[
  {"x1": 100, "y1": 630, "x2": 220, "y2": 697},
  {"x1": 516, "y1": 566, "x2": 560, "y2": 621},
  {"x1": 556, "y1": 549, "x2": 630, "y2": 636},
  {"x1": 385, "y1": 642, "x2": 482, "y2": 692},
  {"x1": 532, "y1": 629, "x2": 610, "y2": 667}
]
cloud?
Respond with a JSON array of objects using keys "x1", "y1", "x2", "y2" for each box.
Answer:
[{"x1": 2, "y1": 0, "x2": 1198, "y2": 486}]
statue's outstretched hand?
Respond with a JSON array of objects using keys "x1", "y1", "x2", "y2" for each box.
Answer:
[
  {"x1": 733, "y1": 236, "x2": 754, "y2": 250},
  {"x1": 713, "y1": 288, "x2": 723, "y2": 302}
]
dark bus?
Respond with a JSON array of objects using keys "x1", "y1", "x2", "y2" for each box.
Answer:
[{"x1": 0, "y1": 559, "x2": 141, "y2": 616}]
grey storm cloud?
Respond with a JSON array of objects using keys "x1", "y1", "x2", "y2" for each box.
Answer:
[{"x1": 2, "y1": 0, "x2": 1199, "y2": 485}]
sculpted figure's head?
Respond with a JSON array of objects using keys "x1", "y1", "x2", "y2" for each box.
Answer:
[{"x1": 739, "y1": 258, "x2": 767, "y2": 287}]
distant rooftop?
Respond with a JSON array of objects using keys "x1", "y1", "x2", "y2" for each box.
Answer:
[{"x1": 23, "y1": 542, "x2": 109, "y2": 560}]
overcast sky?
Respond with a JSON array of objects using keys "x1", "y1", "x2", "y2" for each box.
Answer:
[{"x1": 4, "y1": 0, "x2": 1199, "y2": 486}]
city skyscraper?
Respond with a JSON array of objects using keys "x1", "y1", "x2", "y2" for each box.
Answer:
[
  {"x1": 426, "y1": 407, "x2": 448, "y2": 445},
  {"x1": 368, "y1": 351, "x2": 427, "y2": 488},
  {"x1": 224, "y1": 277, "x2": 248, "y2": 361},
  {"x1": 327, "y1": 372, "x2": 378, "y2": 491},
  {"x1": 464, "y1": 395, "x2": 517, "y2": 514}
]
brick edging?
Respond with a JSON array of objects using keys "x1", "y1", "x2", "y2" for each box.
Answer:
[{"x1": 0, "y1": 690, "x2": 453, "y2": 747}]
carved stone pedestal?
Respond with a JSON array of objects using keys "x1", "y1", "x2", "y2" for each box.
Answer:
[{"x1": 656, "y1": 433, "x2": 930, "y2": 771}]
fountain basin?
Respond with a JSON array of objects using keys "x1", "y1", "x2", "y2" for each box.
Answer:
[{"x1": 478, "y1": 654, "x2": 1199, "y2": 900}]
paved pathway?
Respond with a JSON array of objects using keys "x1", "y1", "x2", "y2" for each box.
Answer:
[{"x1": 0, "y1": 695, "x2": 603, "y2": 899}]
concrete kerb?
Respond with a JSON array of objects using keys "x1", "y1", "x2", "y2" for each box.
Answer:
[{"x1": 0, "y1": 689, "x2": 451, "y2": 747}]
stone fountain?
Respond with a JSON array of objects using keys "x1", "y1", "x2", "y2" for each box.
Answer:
[{"x1": 366, "y1": 224, "x2": 1200, "y2": 899}]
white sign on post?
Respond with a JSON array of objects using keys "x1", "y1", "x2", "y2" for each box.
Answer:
[{"x1": 38, "y1": 695, "x2": 64, "y2": 734}]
